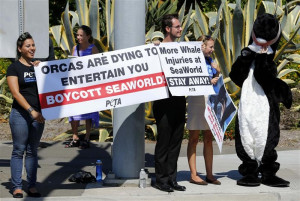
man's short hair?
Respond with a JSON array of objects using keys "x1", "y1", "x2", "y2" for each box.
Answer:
[{"x1": 161, "y1": 14, "x2": 179, "y2": 35}]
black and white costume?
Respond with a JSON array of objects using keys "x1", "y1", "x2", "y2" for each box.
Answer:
[{"x1": 229, "y1": 13, "x2": 292, "y2": 187}]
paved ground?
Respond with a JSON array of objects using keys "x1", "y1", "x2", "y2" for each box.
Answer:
[{"x1": 0, "y1": 141, "x2": 299, "y2": 201}]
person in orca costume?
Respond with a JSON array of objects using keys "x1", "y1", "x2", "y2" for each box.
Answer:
[{"x1": 229, "y1": 13, "x2": 292, "y2": 187}]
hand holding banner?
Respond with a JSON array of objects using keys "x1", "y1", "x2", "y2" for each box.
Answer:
[
  {"x1": 35, "y1": 44, "x2": 169, "y2": 120},
  {"x1": 35, "y1": 42, "x2": 219, "y2": 120}
]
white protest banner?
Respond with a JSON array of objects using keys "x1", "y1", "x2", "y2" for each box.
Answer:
[
  {"x1": 35, "y1": 44, "x2": 169, "y2": 120},
  {"x1": 157, "y1": 41, "x2": 216, "y2": 96},
  {"x1": 204, "y1": 75, "x2": 237, "y2": 152}
]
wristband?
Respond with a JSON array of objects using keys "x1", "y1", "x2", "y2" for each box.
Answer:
[{"x1": 27, "y1": 107, "x2": 34, "y2": 114}]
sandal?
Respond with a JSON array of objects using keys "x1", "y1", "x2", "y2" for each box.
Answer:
[
  {"x1": 79, "y1": 140, "x2": 90, "y2": 149},
  {"x1": 206, "y1": 177, "x2": 221, "y2": 185},
  {"x1": 65, "y1": 140, "x2": 80, "y2": 148},
  {"x1": 190, "y1": 178, "x2": 208, "y2": 185},
  {"x1": 28, "y1": 188, "x2": 41, "y2": 197},
  {"x1": 13, "y1": 189, "x2": 23, "y2": 198}
]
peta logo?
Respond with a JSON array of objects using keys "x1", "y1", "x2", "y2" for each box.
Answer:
[
  {"x1": 24, "y1": 72, "x2": 35, "y2": 78},
  {"x1": 24, "y1": 72, "x2": 36, "y2": 83},
  {"x1": 106, "y1": 98, "x2": 121, "y2": 108}
]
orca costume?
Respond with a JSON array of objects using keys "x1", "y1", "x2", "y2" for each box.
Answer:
[{"x1": 229, "y1": 13, "x2": 292, "y2": 187}]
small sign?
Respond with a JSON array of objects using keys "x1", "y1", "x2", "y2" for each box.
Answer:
[
  {"x1": 157, "y1": 41, "x2": 215, "y2": 96},
  {"x1": 205, "y1": 75, "x2": 237, "y2": 152}
]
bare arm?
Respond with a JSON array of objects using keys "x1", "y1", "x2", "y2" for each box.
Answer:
[
  {"x1": 92, "y1": 45, "x2": 99, "y2": 54},
  {"x1": 7, "y1": 76, "x2": 45, "y2": 123},
  {"x1": 210, "y1": 62, "x2": 220, "y2": 85},
  {"x1": 211, "y1": 61, "x2": 220, "y2": 77},
  {"x1": 72, "y1": 46, "x2": 76, "y2": 56}
]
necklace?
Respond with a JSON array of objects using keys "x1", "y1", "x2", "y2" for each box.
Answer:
[{"x1": 19, "y1": 57, "x2": 32, "y2": 66}]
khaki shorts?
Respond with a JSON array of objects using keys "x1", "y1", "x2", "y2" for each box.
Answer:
[{"x1": 186, "y1": 95, "x2": 209, "y2": 130}]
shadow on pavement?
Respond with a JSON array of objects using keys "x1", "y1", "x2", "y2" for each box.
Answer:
[
  {"x1": 176, "y1": 170, "x2": 241, "y2": 182},
  {"x1": 1, "y1": 141, "x2": 112, "y2": 199},
  {"x1": 39, "y1": 142, "x2": 112, "y2": 197}
]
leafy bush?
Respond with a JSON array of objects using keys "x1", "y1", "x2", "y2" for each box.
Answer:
[
  {"x1": 224, "y1": 116, "x2": 236, "y2": 141},
  {"x1": 0, "y1": 59, "x2": 13, "y2": 120}
]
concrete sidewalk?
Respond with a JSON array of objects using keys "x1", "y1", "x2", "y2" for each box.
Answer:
[{"x1": 0, "y1": 141, "x2": 299, "y2": 201}]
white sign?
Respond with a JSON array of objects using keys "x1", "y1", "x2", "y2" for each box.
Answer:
[
  {"x1": 157, "y1": 41, "x2": 215, "y2": 96},
  {"x1": 35, "y1": 43, "x2": 219, "y2": 120},
  {"x1": 35, "y1": 44, "x2": 169, "y2": 120},
  {"x1": 0, "y1": 0, "x2": 49, "y2": 58},
  {"x1": 204, "y1": 75, "x2": 237, "y2": 152}
]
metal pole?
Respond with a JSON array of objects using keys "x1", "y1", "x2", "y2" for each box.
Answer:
[{"x1": 112, "y1": 0, "x2": 145, "y2": 179}]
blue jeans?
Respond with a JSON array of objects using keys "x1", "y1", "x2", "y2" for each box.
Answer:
[{"x1": 9, "y1": 108, "x2": 44, "y2": 191}]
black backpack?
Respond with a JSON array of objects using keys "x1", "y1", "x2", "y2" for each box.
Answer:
[{"x1": 68, "y1": 170, "x2": 96, "y2": 183}]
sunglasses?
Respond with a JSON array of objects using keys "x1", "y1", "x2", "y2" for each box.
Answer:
[
  {"x1": 203, "y1": 35, "x2": 211, "y2": 41},
  {"x1": 18, "y1": 32, "x2": 31, "y2": 41},
  {"x1": 197, "y1": 35, "x2": 213, "y2": 43}
]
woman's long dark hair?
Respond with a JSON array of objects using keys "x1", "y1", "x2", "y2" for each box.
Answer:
[
  {"x1": 79, "y1": 25, "x2": 94, "y2": 44},
  {"x1": 16, "y1": 32, "x2": 33, "y2": 60}
]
